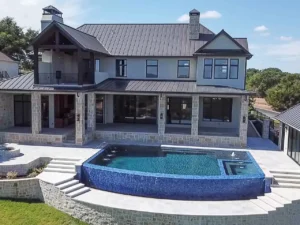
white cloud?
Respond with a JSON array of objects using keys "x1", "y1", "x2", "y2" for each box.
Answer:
[
  {"x1": 280, "y1": 36, "x2": 293, "y2": 41},
  {"x1": 0, "y1": 0, "x2": 88, "y2": 31},
  {"x1": 177, "y1": 14, "x2": 189, "y2": 22},
  {"x1": 266, "y1": 40, "x2": 300, "y2": 62},
  {"x1": 200, "y1": 11, "x2": 222, "y2": 19},
  {"x1": 254, "y1": 25, "x2": 268, "y2": 32},
  {"x1": 177, "y1": 10, "x2": 221, "y2": 22}
]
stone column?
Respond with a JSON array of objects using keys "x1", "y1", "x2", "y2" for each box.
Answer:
[
  {"x1": 158, "y1": 94, "x2": 166, "y2": 135},
  {"x1": 31, "y1": 92, "x2": 42, "y2": 135},
  {"x1": 87, "y1": 93, "x2": 96, "y2": 132},
  {"x1": 262, "y1": 119, "x2": 270, "y2": 139},
  {"x1": 239, "y1": 96, "x2": 249, "y2": 147},
  {"x1": 191, "y1": 95, "x2": 199, "y2": 136},
  {"x1": 49, "y1": 95, "x2": 55, "y2": 128},
  {"x1": 75, "y1": 93, "x2": 85, "y2": 145}
]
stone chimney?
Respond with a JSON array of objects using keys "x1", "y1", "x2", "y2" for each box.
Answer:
[
  {"x1": 41, "y1": 5, "x2": 63, "y2": 31},
  {"x1": 189, "y1": 9, "x2": 200, "y2": 40}
]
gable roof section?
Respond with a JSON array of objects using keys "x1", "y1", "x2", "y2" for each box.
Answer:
[
  {"x1": 275, "y1": 103, "x2": 300, "y2": 131},
  {"x1": 194, "y1": 30, "x2": 252, "y2": 58},
  {"x1": 32, "y1": 22, "x2": 109, "y2": 55},
  {"x1": 0, "y1": 51, "x2": 17, "y2": 63}
]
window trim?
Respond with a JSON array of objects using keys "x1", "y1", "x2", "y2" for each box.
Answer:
[
  {"x1": 214, "y1": 58, "x2": 228, "y2": 79},
  {"x1": 177, "y1": 60, "x2": 190, "y2": 78},
  {"x1": 203, "y1": 58, "x2": 213, "y2": 79},
  {"x1": 146, "y1": 60, "x2": 158, "y2": 78},
  {"x1": 229, "y1": 59, "x2": 239, "y2": 79},
  {"x1": 116, "y1": 59, "x2": 127, "y2": 77},
  {"x1": 202, "y1": 97, "x2": 233, "y2": 122}
]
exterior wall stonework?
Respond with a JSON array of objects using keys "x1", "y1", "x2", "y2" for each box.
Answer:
[
  {"x1": 87, "y1": 93, "x2": 96, "y2": 132},
  {"x1": 0, "y1": 93, "x2": 14, "y2": 130},
  {"x1": 32, "y1": 92, "x2": 42, "y2": 134},
  {"x1": 95, "y1": 131, "x2": 244, "y2": 147},
  {"x1": 262, "y1": 119, "x2": 270, "y2": 139},
  {"x1": 158, "y1": 94, "x2": 166, "y2": 135},
  {"x1": 191, "y1": 95, "x2": 199, "y2": 136},
  {"x1": 75, "y1": 93, "x2": 85, "y2": 145},
  {"x1": 0, "y1": 178, "x2": 42, "y2": 200},
  {"x1": 38, "y1": 179, "x2": 300, "y2": 225},
  {"x1": 239, "y1": 96, "x2": 249, "y2": 147}
]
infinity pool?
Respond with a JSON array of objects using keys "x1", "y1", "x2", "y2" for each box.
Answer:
[{"x1": 82, "y1": 145, "x2": 266, "y2": 200}]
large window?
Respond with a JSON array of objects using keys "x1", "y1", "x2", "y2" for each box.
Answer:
[
  {"x1": 167, "y1": 97, "x2": 192, "y2": 124},
  {"x1": 287, "y1": 127, "x2": 300, "y2": 165},
  {"x1": 114, "y1": 95, "x2": 157, "y2": 124},
  {"x1": 116, "y1": 59, "x2": 127, "y2": 77},
  {"x1": 203, "y1": 58, "x2": 213, "y2": 79},
  {"x1": 214, "y1": 59, "x2": 228, "y2": 79},
  {"x1": 14, "y1": 95, "x2": 31, "y2": 127},
  {"x1": 229, "y1": 59, "x2": 239, "y2": 79},
  {"x1": 146, "y1": 60, "x2": 158, "y2": 78},
  {"x1": 203, "y1": 97, "x2": 232, "y2": 122},
  {"x1": 177, "y1": 60, "x2": 190, "y2": 78},
  {"x1": 96, "y1": 95, "x2": 104, "y2": 124}
]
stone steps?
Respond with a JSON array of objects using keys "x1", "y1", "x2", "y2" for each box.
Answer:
[
  {"x1": 67, "y1": 187, "x2": 90, "y2": 198},
  {"x1": 57, "y1": 179, "x2": 79, "y2": 189},
  {"x1": 44, "y1": 168, "x2": 76, "y2": 174}
]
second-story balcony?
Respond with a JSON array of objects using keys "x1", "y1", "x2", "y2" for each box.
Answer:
[{"x1": 39, "y1": 72, "x2": 80, "y2": 85}]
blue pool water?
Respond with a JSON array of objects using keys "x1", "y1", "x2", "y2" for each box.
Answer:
[{"x1": 83, "y1": 145, "x2": 266, "y2": 200}]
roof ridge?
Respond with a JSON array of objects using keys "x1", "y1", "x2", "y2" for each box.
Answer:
[{"x1": 56, "y1": 21, "x2": 98, "y2": 39}]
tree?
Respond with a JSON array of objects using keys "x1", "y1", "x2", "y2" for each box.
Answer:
[
  {"x1": 246, "y1": 68, "x2": 285, "y2": 97},
  {"x1": 0, "y1": 17, "x2": 39, "y2": 71},
  {"x1": 266, "y1": 74, "x2": 300, "y2": 111}
]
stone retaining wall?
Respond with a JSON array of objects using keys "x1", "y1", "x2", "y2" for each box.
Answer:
[
  {"x1": 95, "y1": 131, "x2": 245, "y2": 148},
  {"x1": 39, "y1": 179, "x2": 300, "y2": 225},
  {"x1": 0, "y1": 178, "x2": 42, "y2": 200},
  {"x1": 0, "y1": 157, "x2": 51, "y2": 176}
]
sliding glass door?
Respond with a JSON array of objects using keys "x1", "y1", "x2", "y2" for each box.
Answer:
[
  {"x1": 113, "y1": 95, "x2": 157, "y2": 124},
  {"x1": 14, "y1": 95, "x2": 31, "y2": 127},
  {"x1": 166, "y1": 97, "x2": 192, "y2": 124},
  {"x1": 287, "y1": 126, "x2": 300, "y2": 165}
]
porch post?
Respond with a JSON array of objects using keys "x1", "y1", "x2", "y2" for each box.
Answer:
[
  {"x1": 49, "y1": 95, "x2": 55, "y2": 128},
  {"x1": 87, "y1": 93, "x2": 96, "y2": 132},
  {"x1": 158, "y1": 94, "x2": 166, "y2": 135},
  {"x1": 262, "y1": 119, "x2": 270, "y2": 139},
  {"x1": 75, "y1": 92, "x2": 85, "y2": 145},
  {"x1": 31, "y1": 92, "x2": 42, "y2": 135},
  {"x1": 77, "y1": 48, "x2": 83, "y2": 85},
  {"x1": 33, "y1": 46, "x2": 39, "y2": 84},
  {"x1": 191, "y1": 95, "x2": 199, "y2": 136},
  {"x1": 239, "y1": 95, "x2": 249, "y2": 147}
]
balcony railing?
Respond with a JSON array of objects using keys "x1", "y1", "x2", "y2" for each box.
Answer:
[{"x1": 39, "y1": 73, "x2": 78, "y2": 85}]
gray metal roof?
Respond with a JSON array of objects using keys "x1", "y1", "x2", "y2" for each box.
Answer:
[
  {"x1": 77, "y1": 24, "x2": 249, "y2": 57},
  {"x1": 43, "y1": 5, "x2": 63, "y2": 14},
  {"x1": 95, "y1": 79, "x2": 253, "y2": 95},
  {"x1": 55, "y1": 22, "x2": 109, "y2": 54},
  {"x1": 275, "y1": 104, "x2": 300, "y2": 131},
  {"x1": 0, "y1": 51, "x2": 17, "y2": 62}
]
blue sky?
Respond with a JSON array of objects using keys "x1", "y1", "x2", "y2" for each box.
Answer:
[{"x1": 3, "y1": 0, "x2": 300, "y2": 73}]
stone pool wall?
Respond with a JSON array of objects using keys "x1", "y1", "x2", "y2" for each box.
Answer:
[
  {"x1": 39, "y1": 179, "x2": 300, "y2": 225},
  {"x1": 0, "y1": 178, "x2": 42, "y2": 200}
]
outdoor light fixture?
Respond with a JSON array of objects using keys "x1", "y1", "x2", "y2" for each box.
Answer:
[
  {"x1": 243, "y1": 116, "x2": 246, "y2": 123},
  {"x1": 77, "y1": 114, "x2": 80, "y2": 122},
  {"x1": 243, "y1": 95, "x2": 248, "y2": 101},
  {"x1": 160, "y1": 113, "x2": 163, "y2": 120}
]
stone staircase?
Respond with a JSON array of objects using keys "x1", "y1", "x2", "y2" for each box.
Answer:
[
  {"x1": 270, "y1": 170, "x2": 300, "y2": 189},
  {"x1": 43, "y1": 157, "x2": 90, "y2": 198}
]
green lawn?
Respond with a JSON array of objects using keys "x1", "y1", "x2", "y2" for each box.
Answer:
[{"x1": 0, "y1": 200, "x2": 88, "y2": 225}]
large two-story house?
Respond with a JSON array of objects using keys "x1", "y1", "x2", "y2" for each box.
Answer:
[{"x1": 0, "y1": 6, "x2": 253, "y2": 147}]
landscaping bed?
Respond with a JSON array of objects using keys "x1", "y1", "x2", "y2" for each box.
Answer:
[
  {"x1": 0, "y1": 199, "x2": 88, "y2": 225},
  {"x1": 0, "y1": 165, "x2": 46, "y2": 180}
]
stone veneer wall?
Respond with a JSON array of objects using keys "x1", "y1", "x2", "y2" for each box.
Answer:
[
  {"x1": 39, "y1": 179, "x2": 300, "y2": 225},
  {"x1": 0, "y1": 157, "x2": 51, "y2": 176},
  {"x1": 0, "y1": 93, "x2": 14, "y2": 130},
  {"x1": 239, "y1": 96, "x2": 249, "y2": 146},
  {"x1": 0, "y1": 132, "x2": 67, "y2": 145},
  {"x1": 95, "y1": 131, "x2": 244, "y2": 147},
  {"x1": 0, "y1": 178, "x2": 42, "y2": 200}
]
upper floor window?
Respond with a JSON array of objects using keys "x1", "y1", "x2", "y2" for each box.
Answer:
[
  {"x1": 177, "y1": 60, "x2": 190, "y2": 78},
  {"x1": 214, "y1": 59, "x2": 228, "y2": 79},
  {"x1": 203, "y1": 59, "x2": 213, "y2": 79},
  {"x1": 229, "y1": 59, "x2": 239, "y2": 79},
  {"x1": 146, "y1": 60, "x2": 158, "y2": 78},
  {"x1": 95, "y1": 59, "x2": 100, "y2": 72},
  {"x1": 116, "y1": 59, "x2": 127, "y2": 77}
]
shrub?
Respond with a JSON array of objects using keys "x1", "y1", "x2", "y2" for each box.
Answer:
[
  {"x1": 27, "y1": 165, "x2": 46, "y2": 178},
  {"x1": 6, "y1": 171, "x2": 18, "y2": 179}
]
